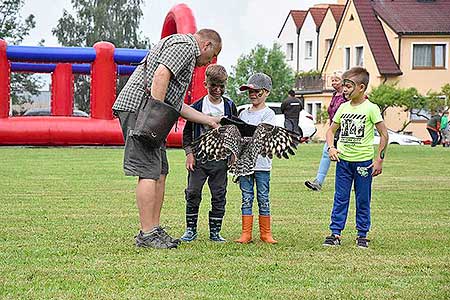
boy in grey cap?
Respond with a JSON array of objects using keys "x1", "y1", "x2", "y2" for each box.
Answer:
[{"x1": 235, "y1": 73, "x2": 278, "y2": 244}]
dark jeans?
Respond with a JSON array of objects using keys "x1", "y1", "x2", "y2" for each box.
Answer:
[
  {"x1": 330, "y1": 159, "x2": 373, "y2": 237},
  {"x1": 427, "y1": 128, "x2": 440, "y2": 147},
  {"x1": 185, "y1": 160, "x2": 228, "y2": 219},
  {"x1": 284, "y1": 118, "x2": 300, "y2": 135}
]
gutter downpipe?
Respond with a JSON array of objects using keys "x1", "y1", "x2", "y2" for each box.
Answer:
[
  {"x1": 297, "y1": 30, "x2": 300, "y2": 74},
  {"x1": 316, "y1": 29, "x2": 320, "y2": 70}
]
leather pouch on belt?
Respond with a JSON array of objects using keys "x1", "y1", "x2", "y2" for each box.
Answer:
[{"x1": 133, "y1": 95, "x2": 180, "y2": 148}]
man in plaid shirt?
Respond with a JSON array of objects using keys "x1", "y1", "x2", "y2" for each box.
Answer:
[{"x1": 113, "y1": 29, "x2": 222, "y2": 249}]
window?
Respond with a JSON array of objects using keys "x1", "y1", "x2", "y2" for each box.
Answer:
[
  {"x1": 305, "y1": 41, "x2": 313, "y2": 59},
  {"x1": 355, "y1": 46, "x2": 364, "y2": 66},
  {"x1": 325, "y1": 39, "x2": 333, "y2": 53},
  {"x1": 410, "y1": 108, "x2": 431, "y2": 121},
  {"x1": 344, "y1": 47, "x2": 351, "y2": 70},
  {"x1": 413, "y1": 44, "x2": 446, "y2": 69},
  {"x1": 306, "y1": 101, "x2": 322, "y2": 123},
  {"x1": 286, "y1": 43, "x2": 294, "y2": 61}
]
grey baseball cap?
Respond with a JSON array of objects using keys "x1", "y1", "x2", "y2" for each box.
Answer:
[{"x1": 239, "y1": 73, "x2": 272, "y2": 92}]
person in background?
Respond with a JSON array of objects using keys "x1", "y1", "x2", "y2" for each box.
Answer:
[
  {"x1": 440, "y1": 110, "x2": 449, "y2": 147},
  {"x1": 281, "y1": 89, "x2": 303, "y2": 135},
  {"x1": 427, "y1": 110, "x2": 441, "y2": 147},
  {"x1": 305, "y1": 71, "x2": 347, "y2": 191}
]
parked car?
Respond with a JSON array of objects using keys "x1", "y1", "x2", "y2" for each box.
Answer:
[
  {"x1": 374, "y1": 129, "x2": 422, "y2": 145},
  {"x1": 236, "y1": 102, "x2": 317, "y2": 141},
  {"x1": 23, "y1": 108, "x2": 89, "y2": 117}
]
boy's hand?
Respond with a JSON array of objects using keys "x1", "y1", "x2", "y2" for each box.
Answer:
[
  {"x1": 328, "y1": 147, "x2": 341, "y2": 162},
  {"x1": 370, "y1": 159, "x2": 383, "y2": 176},
  {"x1": 186, "y1": 153, "x2": 195, "y2": 171}
]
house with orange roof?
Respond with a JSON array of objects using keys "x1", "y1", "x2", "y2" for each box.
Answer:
[
  {"x1": 277, "y1": 10, "x2": 308, "y2": 73},
  {"x1": 278, "y1": 3, "x2": 345, "y2": 122},
  {"x1": 299, "y1": 6, "x2": 328, "y2": 72},
  {"x1": 318, "y1": 4, "x2": 345, "y2": 68}
]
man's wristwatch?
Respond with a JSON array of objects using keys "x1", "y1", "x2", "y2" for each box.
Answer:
[{"x1": 327, "y1": 145, "x2": 335, "y2": 152}]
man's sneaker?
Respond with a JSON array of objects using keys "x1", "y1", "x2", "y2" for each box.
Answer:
[
  {"x1": 180, "y1": 228, "x2": 198, "y2": 242},
  {"x1": 135, "y1": 230, "x2": 177, "y2": 249},
  {"x1": 356, "y1": 236, "x2": 370, "y2": 249},
  {"x1": 323, "y1": 235, "x2": 341, "y2": 246},
  {"x1": 156, "y1": 226, "x2": 181, "y2": 245},
  {"x1": 305, "y1": 179, "x2": 322, "y2": 191}
]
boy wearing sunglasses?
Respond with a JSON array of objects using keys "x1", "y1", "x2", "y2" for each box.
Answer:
[{"x1": 323, "y1": 67, "x2": 388, "y2": 248}]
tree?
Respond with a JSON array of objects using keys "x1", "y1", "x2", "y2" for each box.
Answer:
[
  {"x1": 52, "y1": 0, "x2": 149, "y2": 113},
  {"x1": 227, "y1": 43, "x2": 295, "y2": 106},
  {"x1": 369, "y1": 82, "x2": 449, "y2": 132},
  {"x1": 0, "y1": 0, "x2": 43, "y2": 107}
]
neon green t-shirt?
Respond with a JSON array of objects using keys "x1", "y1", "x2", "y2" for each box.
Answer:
[{"x1": 333, "y1": 100, "x2": 383, "y2": 162}]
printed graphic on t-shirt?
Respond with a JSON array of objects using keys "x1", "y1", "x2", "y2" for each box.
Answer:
[{"x1": 340, "y1": 113, "x2": 366, "y2": 144}]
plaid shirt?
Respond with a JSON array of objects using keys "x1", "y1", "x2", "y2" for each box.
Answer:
[{"x1": 112, "y1": 34, "x2": 200, "y2": 112}]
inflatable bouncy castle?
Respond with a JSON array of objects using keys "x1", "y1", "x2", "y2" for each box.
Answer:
[{"x1": 0, "y1": 4, "x2": 209, "y2": 146}]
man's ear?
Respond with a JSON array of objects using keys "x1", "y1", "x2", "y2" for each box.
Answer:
[
  {"x1": 203, "y1": 81, "x2": 208, "y2": 89},
  {"x1": 202, "y1": 40, "x2": 212, "y2": 51}
]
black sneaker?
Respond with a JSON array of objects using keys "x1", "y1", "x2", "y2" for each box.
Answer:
[
  {"x1": 356, "y1": 236, "x2": 370, "y2": 249},
  {"x1": 156, "y1": 226, "x2": 181, "y2": 245},
  {"x1": 323, "y1": 235, "x2": 341, "y2": 246},
  {"x1": 135, "y1": 230, "x2": 177, "y2": 249}
]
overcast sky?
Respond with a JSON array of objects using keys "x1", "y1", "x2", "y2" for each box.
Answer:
[{"x1": 21, "y1": 0, "x2": 335, "y2": 72}]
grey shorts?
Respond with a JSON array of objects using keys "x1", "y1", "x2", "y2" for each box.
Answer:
[{"x1": 115, "y1": 110, "x2": 169, "y2": 180}]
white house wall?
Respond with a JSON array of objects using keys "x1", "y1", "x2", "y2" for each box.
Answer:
[
  {"x1": 299, "y1": 13, "x2": 318, "y2": 72},
  {"x1": 278, "y1": 16, "x2": 299, "y2": 72}
]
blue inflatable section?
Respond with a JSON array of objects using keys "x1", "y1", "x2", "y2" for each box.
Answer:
[
  {"x1": 11, "y1": 62, "x2": 137, "y2": 75},
  {"x1": 6, "y1": 45, "x2": 148, "y2": 75}
]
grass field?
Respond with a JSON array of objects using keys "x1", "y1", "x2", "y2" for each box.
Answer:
[{"x1": 1, "y1": 144, "x2": 449, "y2": 299}]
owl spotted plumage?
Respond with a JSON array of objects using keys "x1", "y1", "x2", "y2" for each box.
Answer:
[{"x1": 192, "y1": 119, "x2": 301, "y2": 179}]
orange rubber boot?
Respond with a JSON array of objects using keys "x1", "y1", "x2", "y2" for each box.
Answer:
[
  {"x1": 235, "y1": 215, "x2": 253, "y2": 243},
  {"x1": 259, "y1": 215, "x2": 277, "y2": 244}
]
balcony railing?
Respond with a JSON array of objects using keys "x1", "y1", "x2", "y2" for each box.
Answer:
[{"x1": 295, "y1": 75, "x2": 324, "y2": 91}]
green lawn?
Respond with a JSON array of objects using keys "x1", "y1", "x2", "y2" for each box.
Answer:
[{"x1": 1, "y1": 144, "x2": 449, "y2": 299}]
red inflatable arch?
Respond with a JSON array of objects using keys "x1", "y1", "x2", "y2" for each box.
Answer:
[{"x1": 0, "y1": 4, "x2": 210, "y2": 146}]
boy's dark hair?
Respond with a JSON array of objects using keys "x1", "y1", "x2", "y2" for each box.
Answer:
[
  {"x1": 288, "y1": 90, "x2": 295, "y2": 97},
  {"x1": 205, "y1": 64, "x2": 228, "y2": 84},
  {"x1": 343, "y1": 67, "x2": 369, "y2": 90}
]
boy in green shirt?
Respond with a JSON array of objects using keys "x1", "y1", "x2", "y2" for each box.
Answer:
[
  {"x1": 323, "y1": 67, "x2": 389, "y2": 248},
  {"x1": 440, "y1": 110, "x2": 449, "y2": 147}
]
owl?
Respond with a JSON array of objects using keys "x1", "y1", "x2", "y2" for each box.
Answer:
[{"x1": 192, "y1": 117, "x2": 301, "y2": 179}]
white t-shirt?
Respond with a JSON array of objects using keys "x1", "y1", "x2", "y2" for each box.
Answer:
[
  {"x1": 239, "y1": 106, "x2": 276, "y2": 171},
  {"x1": 201, "y1": 95, "x2": 225, "y2": 133},
  {"x1": 202, "y1": 95, "x2": 225, "y2": 117}
]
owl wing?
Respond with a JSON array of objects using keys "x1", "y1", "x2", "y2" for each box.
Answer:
[
  {"x1": 231, "y1": 123, "x2": 300, "y2": 178},
  {"x1": 192, "y1": 125, "x2": 242, "y2": 162},
  {"x1": 256, "y1": 123, "x2": 300, "y2": 159}
]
